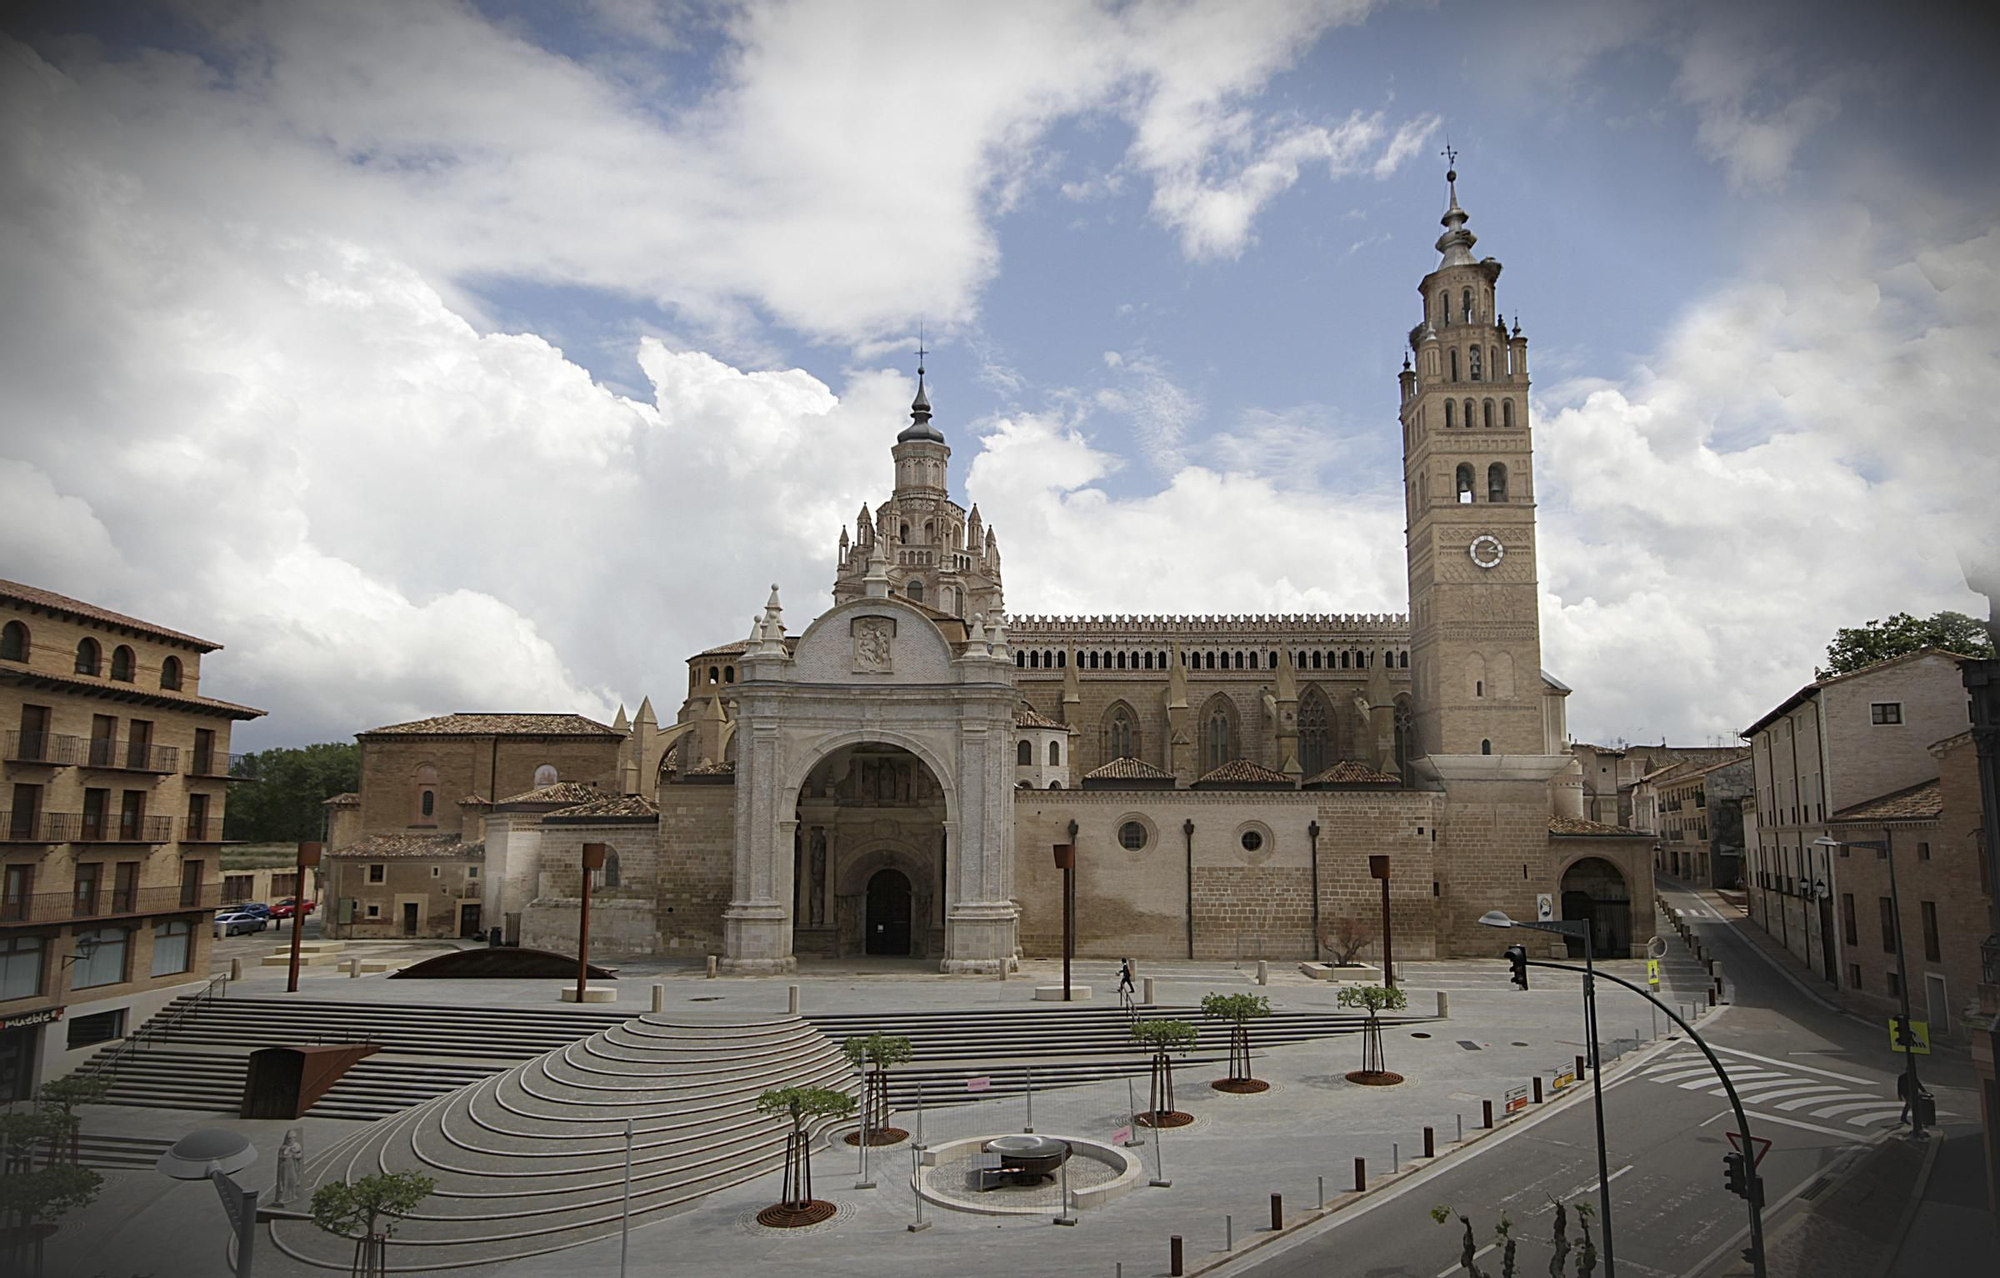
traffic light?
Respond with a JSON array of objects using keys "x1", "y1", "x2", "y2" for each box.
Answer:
[
  {"x1": 1723, "y1": 1151, "x2": 1747, "y2": 1199},
  {"x1": 1505, "y1": 944, "x2": 1528, "y2": 990}
]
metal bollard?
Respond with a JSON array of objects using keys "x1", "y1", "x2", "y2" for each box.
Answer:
[
  {"x1": 1707, "y1": 987, "x2": 1717, "y2": 1007},
  {"x1": 229, "y1": 958, "x2": 243, "y2": 982},
  {"x1": 1354, "y1": 1157, "x2": 1366, "y2": 1192},
  {"x1": 1457, "y1": 1113, "x2": 1463, "y2": 1143},
  {"x1": 1532, "y1": 1077, "x2": 1543, "y2": 1104},
  {"x1": 1424, "y1": 1126, "x2": 1435, "y2": 1159},
  {"x1": 1436, "y1": 990, "x2": 1450, "y2": 1018},
  {"x1": 651, "y1": 983, "x2": 665, "y2": 1013},
  {"x1": 1482, "y1": 1100, "x2": 1493, "y2": 1129},
  {"x1": 1143, "y1": 975, "x2": 1155, "y2": 1005},
  {"x1": 1226, "y1": 1214, "x2": 1233, "y2": 1250},
  {"x1": 1170, "y1": 1235, "x2": 1184, "y2": 1276},
  {"x1": 789, "y1": 984, "x2": 801, "y2": 1015},
  {"x1": 1271, "y1": 1193, "x2": 1282, "y2": 1230},
  {"x1": 1317, "y1": 1175, "x2": 1325, "y2": 1209},
  {"x1": 1256, "y1": 959, "x2": 1269, "y2": 986},
  {"x1": 1393, "y1": 1143, "x2": 1399, "y2": 1172},
  {"x1": 705, "y1": 954, "x2": 718, "y2": 979}
]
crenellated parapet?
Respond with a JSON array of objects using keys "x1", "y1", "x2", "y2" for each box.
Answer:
[{"x1": 1009, "y1": 613, "x2": 1412, "y2": 635}]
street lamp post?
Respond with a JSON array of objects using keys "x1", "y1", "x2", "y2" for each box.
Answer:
[
  {"x1": 1369, "y1": 855, "x2": 1394, "y2": 988},
  {"x1": 157, "y1": 1129, "x2": 260, "y2": 1276},
  {"x1": 1815, "y1": 835, "x2": 1923, "y2": 1136},
  {"x1": 287, "y1": 842, "x2": 322, "y2": 995},
  {"x1": 576, "y1": 842, "x2": 607, "y2": 1004},
  {"x1": 1054, "y1": 840, "x2": 1076, "y2": 1002},
  {"x1": 1481, "y1": 909, "x2": 1614, "y2": 1278}
]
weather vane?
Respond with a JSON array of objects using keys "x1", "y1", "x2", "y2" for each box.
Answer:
[
  {"x1": 917, "y1": 320, "x2": 927, "y2": 372},
  {"x1": 1441, "y1": 138, "x2": 1458, "y2": 174}
]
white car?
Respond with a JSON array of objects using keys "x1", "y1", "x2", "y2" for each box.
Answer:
[{"x1": 213, "y1": 910, "x2": 265, "y2": 938}]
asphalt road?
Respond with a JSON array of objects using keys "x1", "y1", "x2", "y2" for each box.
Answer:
[{"x1": 1223, "y1": 880, "x2": 1964, "y2": 1278}]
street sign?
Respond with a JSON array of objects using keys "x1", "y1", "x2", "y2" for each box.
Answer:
[
  {"x1": 967, "y1": 1076, "x2": 993, "y2": 1092},
  {"x1": 1536, "y1": 893, "x2": 1554, "y2": 923},
  {"x1": 1550, "y1": 1063, "x2": 1577, "y2": 1092},
  {"x1": 1504, "y1": 1084, "x2": 1529, "y2": 1116},
  {"x1": 1726, "y1": 1129, "x2": 1773, "y2": 1168},
  {"x1": 1646, "y1": 958, "x2": 1660, "y2": 988},
  {"x1": 1888, "y1": 1017, "x2": 1931, "y2": 1055}
]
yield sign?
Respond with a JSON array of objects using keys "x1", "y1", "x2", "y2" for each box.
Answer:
[{"x1": 1726, "y1": 1130, "x2": 1772, "y2": 1168}]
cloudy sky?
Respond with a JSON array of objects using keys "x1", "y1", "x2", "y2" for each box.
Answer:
[{"x1": 2, "y1": 0, "x2": 1994, "y2": 752}]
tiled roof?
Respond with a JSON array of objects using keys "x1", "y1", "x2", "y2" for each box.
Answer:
[
  {"x1": 1014, "y1": 705, "x2": 1070, "y2": 731},
  {"x1": 328, "y1": 832, "x2": 484, "y2": 860},
  {"x1": 1549, "y1": 815, "x2": 1648, "y2": 837},
  {"x1": 1742, "y1": 647, "x2": 1973, "y2": 738},
  {"x1": 0, "y1": 666, "x2": 266, "y2": 719},
  {"x1": 1194, "y1": 759, "x2": 1294, "y2": 786},
  {"x1": 1831, "y1": 778, "x2": 1943, "y2": 823},
  {"x1": 1632, "y1": 762, "x2": 1686, "y2": 786},
  {"x1": 546, "y1": 794, "x2": 660, "y2": 820},
  {"x1": 684, "y1": 760, "x2": 736, "y2": 776},
  {"x1": 1302, "y1": 760, "x2": 1400, "y2": 786},
  {"x1": 1082, "y1": 757, "x2": 1173, "y2": 781},
  {"x1": 456, "y1": 794, "x2": 490, "y2": 807},
  {"x1": 693, "y1": 642, "x2": 749, "y2": 659},
  {"x1": 322, "y1": 792, "x2": 361, "y2": 808},
  {"x1": 494, "y1": 781, "x2": 602, "y2": 807},
  {"x1": 0, "y1": 578, "x2": 221, "y2": 650},
  {"x1": 360, "y1": 713, "x2": 620, "y2": 737}
]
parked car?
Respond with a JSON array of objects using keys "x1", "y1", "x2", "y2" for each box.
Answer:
[
  {"x1": 236, "y1": 902, "x2": 274, "y2": 920},
  {"x1": 270, "y1": 898, "x2": 317, "y2": 919},
  {"x1": 213, "y1": 910, "x2": 264, "y2": 938}
]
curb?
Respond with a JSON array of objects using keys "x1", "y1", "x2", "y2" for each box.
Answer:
[{"x1": 1872, "y1": 1130, "x2": 1943, "y2": 1278}]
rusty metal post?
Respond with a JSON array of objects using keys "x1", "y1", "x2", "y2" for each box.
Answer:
[
  {"x1": 288, "y1": 842, "x2": 322, "y2": 994},
  {"x1": 1353, "y1": 1157, "x2": 1366, "y2": 1192},
  {"x1": 1533, "y1": 1076, "x2": 1543, "y2": 1104},
  {"x1": 1424, "y1": 1126, "x2": 1435, "y2": 1159},
  {"x1": 1270, "y1": 1193, "x2": 1282, "y2": 1230},
  {"x1": 1482, "y1": 1099, "x2": 1493, "y2": 1129},
  {"x1": 1170, "y1": 1235, "x2": 1184, "y2": 1276},
  {"x1": 1054, "y1": 843, "x2": 1076, "y2": 1001},
  {"x1": 1369, "y1": 854, "x2": 1393, "y2": 987},
  {"x1": 578, "y1": 843, "x2": 607, "y2": 1003}
]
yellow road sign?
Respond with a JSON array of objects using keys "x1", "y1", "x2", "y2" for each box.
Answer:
[
  {"x1": 1889, "y1": 1016, "x2": 1931, "y2": 1055},
  {"x1": 1646, "y1": 959, "x2": 1660, "y2": 988}
]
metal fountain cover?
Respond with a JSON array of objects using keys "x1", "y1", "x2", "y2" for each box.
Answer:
[{"x1": 984, "y1": 1134, "x2": 1070, "y2": 1164}]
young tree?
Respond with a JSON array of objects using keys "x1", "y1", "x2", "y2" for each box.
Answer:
[
  {"x1": 1431, "y1": 1200, "x2": 1596, "y2": 1277},
  {"x1": 1323, "y1": 911, "x2": 1377, "y2": 966},
  {"x1": 1337, "y1": 984, "x2": 1408, "y2": 1083},
  {"x1": 1129, "y1": 1019, "x2": 1198, "y2": 1126},
  {"x1": 755, "y1": 1086, "x2": 856, "y2": 1227},
  {"x1": 36, "y1": 1074, "x2": 111, "y2": 1166},
  {"x1": 841, "y1": 1034, "x2": 913, "y2": 1146},
  {"x1": 1199, "y1": 992, "x2": 1272, "y2": 1090},
  {"x1": 309, "y1": 1170, "x2": 436, "y2": 1278},
  {"x1": 0, "y1": 1109, "x2": 101, "y2": 1278},
  {"x1": 1817, "y1": 610, "x2": 1993, "y2": 678}
]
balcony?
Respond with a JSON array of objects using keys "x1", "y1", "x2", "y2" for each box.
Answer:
[
  {"x1": 80, "y1": 738, "x2": 181, "y2": 775},
  {"x1": 0, "y1": 882, "x2": 221, "y2": 925},
  {"x1": 180, "y1": 817, "x2": 236, "y2": 844},
  {"x1": 0, "y1": 810, "x2": 60, "y2": 843},
  {"x1": 3, "y1": 731, "x2": 82, "y2": 766},
  {"x1": 186, "y1": 749, "x2": 251, "y2": 781},
  {"x1": 66, "y1": 813, "x2": 175, "y2": 845}
]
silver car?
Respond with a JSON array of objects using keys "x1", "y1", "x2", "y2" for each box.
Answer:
[{"x1": 213, "y1": 909, "x2": 264, "y2": 938}]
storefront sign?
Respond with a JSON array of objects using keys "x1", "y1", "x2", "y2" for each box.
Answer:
[{"x1": 0, "y1": 1007, "x2": 64, "y2": 1032}]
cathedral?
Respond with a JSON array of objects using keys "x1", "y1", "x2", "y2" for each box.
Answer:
[{"x1": 324, "y1": 172, "x2": 1655, "y2": 971}]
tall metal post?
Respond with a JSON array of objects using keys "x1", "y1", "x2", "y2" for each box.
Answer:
[
  {"x1": 1581, "y1": 926, "x2": 1616, "y2": 1276},
  {"x1": 619, "y1": 1117, "x2": 633, "y2": 1278},
  {"x1": 1055, "y1": 841, "x2": 1076, "y2": 1001},
  {"x1": 577, "y1": 843, "x2": 606, "y2": 1003},
  {"x1": 1882, "y1": 833, "x2": 1924, "y2": 1137},
  {"x1": 287, "y1": 842, "x2": 322, "y2": 995},
  {"x1": 1369, "y1": 855, "x2": 1393, "y2": 987}
]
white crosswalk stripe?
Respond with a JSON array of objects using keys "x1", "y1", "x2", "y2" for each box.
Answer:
[{"x1": 1639, "y1": 1046, "x2": 1919, "y2": 1132}]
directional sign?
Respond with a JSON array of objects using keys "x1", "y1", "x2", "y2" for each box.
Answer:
[
  {"x1": 1504, "y1": 1085, "x2": 1530, "y2": 1116},
  {"x1": 1550, "y1": 1064, "x2": 1577, "y2": 1093},
  {"x1": 1726, "y1": 1129, "x2": 1773, "y2": 1169},
  {"x1": 1646, "y1": 959, "x2": 1661, "y2": 989},
  {"x1": 1536, "y1": 893, "x2": 1555, "y2": 923},
  {"x1": 1888, "y1": 1017, "x2": 1931, "y2": 1056}
]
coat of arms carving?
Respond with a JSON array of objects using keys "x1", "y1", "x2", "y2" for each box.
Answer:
[{"x1": 852, "y1": 616, "x2": 895, "y2": 673}]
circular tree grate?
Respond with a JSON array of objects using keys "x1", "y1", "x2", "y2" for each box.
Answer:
[
  {"x1": 1210, "y1": 1079, "x2": 1271, "y2": 1094},
  {"x1": 842, "y1": 1126, "x2": 909, "y2": 1147},
  {"x1": 1344, "y1": 1070, "x2": 1405, "y2": 1086},
  {"x1": 1134, "y1": 1109, "x2": 1196, "y2": 1128},
  {"x1": 756, "y1": 1200, "x2": 838, "y2": 1228}
]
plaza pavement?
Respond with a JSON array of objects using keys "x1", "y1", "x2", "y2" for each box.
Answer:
[{"x1": 49, "y1": 938, "x2": 1722, "y2": 1278}]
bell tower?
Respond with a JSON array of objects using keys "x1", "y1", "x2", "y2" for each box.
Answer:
[{"x1": 1400, "y1": 158, "x2": 1545, "y2": 761}]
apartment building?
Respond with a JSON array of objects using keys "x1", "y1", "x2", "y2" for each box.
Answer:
[
  {"x1": 1742, "y1": 648, "x2": 1972, "y2": 988},
  {"x1": 0, "y1": 580, "x2": 263, "y2": 1097},
  {"x1": 1651, "y1": 755, "x2": 1752, "y2": 887},
  {"x1": 1572, "y1": 742, "x2": 1749, "y2": 829}
]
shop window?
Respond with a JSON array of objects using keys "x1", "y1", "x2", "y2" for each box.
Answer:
[
  {"x1": 69, "y1": 927, "x2": 130, "y2": 990},
  {"x1": 151, "y1": 920, "x2": 192, "y2": 976},
  {"x1": 0, "y1": 935, "x2": 45, "y2": 1001},
  {"x1": 66, "y1": 1007, "x2": 126, "y2": 1050}
]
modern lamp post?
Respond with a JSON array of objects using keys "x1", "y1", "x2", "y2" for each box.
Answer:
[
  {"x1": 157, "y1": 1128, "x2": 260, "y2": 1276},
  {"x1": 1481, "y1": 908, "x2": 1615, "y2": 1278},
  {"x1": 287, "y1": 842, "x2": 322, "y2": 994},
  {"x1": 1813, "y1": 834, "x2": 1924, "y2": 1136},
  {"x1": 576, "y1": 842, "x2": 607, "y2": 1003}
]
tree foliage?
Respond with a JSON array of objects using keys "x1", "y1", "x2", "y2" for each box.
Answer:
[
  {"x1": 0, "y1": 1104, "x2": 103, "y2": 1258},
  {"x1": 1336, "y1": 984, "x2": 1408, "y2": 1015},
  {"x1": 308, "y1": 1172, "x2": 436, "y2": 1241},
  {"x1": 841, "y1": 1034, "x2": 913, "y2": 1070},
  {"x1": 1198, "y1": 992, "x2": 1271, "y2": 1025},
  {"x1": 1130, "y1": 1019, "x2": 1198, "y2": 1052},
  {"x1": 756, "y1": 1086, "x2": 856, "y2": 1126},
  {"x1": 1323, "y1": 911, "x2": 1376, "y2": 965},
  {"x1": 224, "y1": 742, "x2": 362, "y2": 842},
  {"x1": 1817, "y1": 610, "x2": 1993, "y2": 678}
]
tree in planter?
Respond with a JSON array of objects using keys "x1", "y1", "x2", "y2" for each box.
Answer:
[
  {"x1": 1336, "y1": 984, "x2": 1408, "y2": 1084},
  {"x1": 1322, "y1": 911, "x2": 1376, "y2": 966},
  {"x1": 755, "y1": 1086, "x2": 856, "y2": 1228},
  {"x1": 1429, "y1": 1199, "x2": 1597, "y2": 1277},
  {"x1": 309, "y1": 1170, "x2": 436, "y2": 1278},
  {"x1": 841, "y1": 1034, "x2": 914, "y2": 1146},
  {"x1": 1199, "y1": 993, "x2": 1273, "y2": 1092},
  {"x1": 36, "y1": 1074, "x2": 111, "y2": 1166},
  {"x1": 0, "y1": 1109, "x2": 101, "y2": 1278},
  {"x1": 1129, "y1": 1019, "x2": 1198, "y2": 1126}
]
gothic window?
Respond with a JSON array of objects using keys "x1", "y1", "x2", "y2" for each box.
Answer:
[
  {"x1": 1449, "y1": 348, "x2": 1459, "y2": 382},
  {"x1": 1462, "y1": 289, "x2": 1473, "y2": 323},
  {"x1": 1044, "y1": 650, "x2": 1055, "y2": 668},
  {"x1": 1016, "y1": 651, "x2": 1027, "y2": 668},
  {"x1": 924, "y1": 520, "x2": 934, "y2": 542},
  {"x1": 1234, "y1": 651, "x2": 1245, "y2": 669},
  {"x1": 907, "y1": 579, "x2": 924, "y2": 604},
  {"x1": 1248, "y1": 651, "x2": 1258, "y2": 669},
  {"x1": 1142, "y1": 651, "x2": 1153, "y2": 670},
  {"x1": 1503, "y1": 399, "x2": 1514, "y2": 428},
  {"x1": 74, "y1": 637, "x2": 100, "y2": 676},
  {"x1": 1049, "y1": 741, "x2": 1061, "y2": 766},
  {"x1": 1483, "y1": 400, "x2": 1495, "y2": 429},
  {"x1": 1, "y1": 621, "x2": 27, "y2": 662},
  {"x1": 1311, "y1": 651, "x2": 1322, "y2": 670},
  {"x1": 1488, "y1": 463, "x2": 1508, "y2": 503},
  {"x1": 1393, "y1": 696, "x2": 1414, "y2": 778},
  {"x1": 1464, "y1": 399, "x2": 1476, "y2": 432},
  {"x1": 1018, "y1": 740, "x2": 1033, "y2": 766},
  {"x1": 1028, "y1": 650, "x2": 1039, "y2": 669},
  {"x1": 1299, "y1": 687, "x2": 1335, "y2": 776},
  {"x1": 1340, "y1": 650, "x2": 1350, "y2": 669},
  {"x1": 1205, "y1": 651, "x2": 1216, "y2": 670},
  {"x1": 1399, "y1": 651, "x2": 1409, "y2": 668},
  {"x1": 1202, "y1": 696, "x2": 1236, "y2": 773},
  {"x1": 1438, "y1": 291, "x2": 1449, "y2": 326},
  {"x1": 1383, "y1": 650, "x2": 1394, "y2": 668},
  {"x1": 1056, "y1": 651, "x2": 1065, "y2": 668},
  {"x1": 1469, "y1": 345, "x2": 1481, "y2": 381},
  {"x1": 1104, "y1": 703, "x2": 1138, "y2": 760},
  {"x1": 1456, "y1": 463, "x2": 1475, "y2": 503},
  {"x1": 1117, "y1": 651, "x2": 1128, "y2": 670},
  {"x1": 1481, "y1": 739, "x2": 1492, "y2": 755},
  {"x1": 900, "y1": 523, "x2": 909, "y2": 541}
]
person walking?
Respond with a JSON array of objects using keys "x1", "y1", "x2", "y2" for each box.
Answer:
[{"x1": 1117, "y1": 957, "x2": 1135, "y2": 997}]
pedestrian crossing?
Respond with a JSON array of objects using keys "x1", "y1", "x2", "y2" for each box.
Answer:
[{"x1": 1638, "y1": 1044, "x2": 1912, "y2": 1132}]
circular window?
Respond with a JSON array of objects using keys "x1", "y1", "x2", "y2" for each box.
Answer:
[
  {"x1": 1119, "y1": 821, "x2": 1148, "y2": 851},
  {"x1": 1240, "y1": 830, "x2": 1264, "y2": 852}
]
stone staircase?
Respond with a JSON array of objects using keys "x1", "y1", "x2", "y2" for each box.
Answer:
[{"x1": 265, "y1": 1015, "x2": 855, "y2": 1272}]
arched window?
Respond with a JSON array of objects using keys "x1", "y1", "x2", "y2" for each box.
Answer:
[
  {"x1": 1481, "y1": 739, "x2": 1493, "y2": 756},
  {"x1": 415, "y1": 764, "x2": 439, "y2": 824},
  {"x1": 1449, "y1": 348, "x2": 1459, "y2": 382},
  {"x1": 907, "y1": 579, "x2": 924, "y2": 604},
  {"x1": 924, "y1": 519, "x2": 934, "y2": 542},
  {"x1": 1462, "y1": 289, "x2": 1474, "y2": 323},
  {"x1": 0, "y1": 621, "x2": 27, "y2": 662},
  {"x1": 1444, "y1": 400, "x2": 1454, "y2": 428},
  {"x1": 1204, "y1": 651, "x2": 1216, "y2": 670},
  {"x1": 1018, "y1": 740, "x2": 1033, "y2": 765},
  {"x1": 1438, "y1": 291, "x2": 1450, "y2": 326},
  {"x1": 534, "y1": 764, "x2": 558, "y2": 787},
  {"x1": 1248, "y1": 651, "x2": 1258, "y2": 669},
  {"x1": 597, "y1": 849, "x2": 621, "y2": 889},
  {"x1": 708, "y1": 666, "x2": 719, "y2": 685},
  {"x1": 1311, "y1": 651, "x2": 1322, "y2": 670},
  {"x1": 1088, "y1": 651, "x2": 1099, "y2": 669},
  {"x1": 1399, "y1": 651, "x2": 1409, "y2": 668},
  {"x1": 74, "y1": 637, "x2": 101, "y2": 676},
  {"x1": 1104, "y1": 703, "x2": 1138, "y2": 761},
  {"x1": 1048, "y1": 780, "x2": 1063, "y2": 790},
  {"x1": 1016, "y1": 651, "x2": 1026, "y2": 668},
  {"x1": 1383, "y1": 650, "x2": 1394, "y2": 668},
  {"x1": 1469, "y1": 345, "x2": 1481, "y2": 381},
  {"x1": 900, "y1": 523, "x2": 910, "y2": 542},
  {"x1": 1056, "y1": 651, "x2": 1066, "y2": 668},
  {"x1": 1483, "y1": 400, "x2": 1495, "y2": 429},
  {"x1": 1299, "y1": 687, "x2": 1335, "y2": 776},
  {"x1": 1233, "y1": 651, "x2": 1244, "y2": 669},
  {"x1": 724, "y1": 666, "x2": 735, "y2": 683},
  {"x1": 1456, "y1": 463, "x2": 1475, "y2": 503},
  {"x1": 1340, "y1": 651, "x2": 1351, "y2": 669},
  {"x1": 1116, "y1": 651, "x2": 1127, "y2": 670},
  {"x1": 1202, "y1": 696, "x2": 1236, "y2": 773},
  {"x1": 1502, "y1": 399, "x2": 1514, "y2": 429},
  {"x1": 1463, "y1": 399, "x2": 1476, "y2": 432},
  {"x1": 1048, "y1": 741, "x2": 1061, "y2": 766},
  {"x1": 1393, "y1": 696, "x2": 1415, "y2": 778},
  {"x1": 1468, "y1": 653, "x2": 1486, "y2": 700},
  {"x1": 1490, "y1": 347, "x2": 1500, "y2": 382},
  {"x1": 1143, "y1": 651, "x2": 1154, "y2": 670},
  {"x1": 1488, "y1": 463, "x2": 1509, "y2": 503},
  {"x1": 109, "y1": 645, "x2": 134, "y2": 681},
  {"x1": 1029, "y1": 651, "x2": 1040, "y2": 669}
]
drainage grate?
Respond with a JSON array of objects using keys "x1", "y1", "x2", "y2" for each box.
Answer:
[
  {"x1": 1457, "y1": 1040, "x2": 1484, "y2": 1051},
  {"x1": 1797, "y1": 1176, "x2": 1832, "y2": 1202}
]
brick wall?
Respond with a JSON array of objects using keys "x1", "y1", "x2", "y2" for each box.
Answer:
[
  {"x1": 355, "y1": 736, "x2": 621, "y2": 836},
  {"x1": 654, "y1": 783, "x2": 735, "y2": 955}
]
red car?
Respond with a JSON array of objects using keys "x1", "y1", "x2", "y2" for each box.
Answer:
[{"x1": 270, "y1": 898, "x2": 317, "y2": 919}]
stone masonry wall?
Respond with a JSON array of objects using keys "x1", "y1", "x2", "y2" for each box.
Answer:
[{"x1": 654, "y1": 783, "x2": 735, "y2": 956}]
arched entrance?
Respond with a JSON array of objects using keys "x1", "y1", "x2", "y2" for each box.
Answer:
[
  {"x1": 1560, "y1": 858, "x2": 1632, "y2": 959},
  {"x1": 865, "y1": 869, "x2": 913, "y2": 955}
]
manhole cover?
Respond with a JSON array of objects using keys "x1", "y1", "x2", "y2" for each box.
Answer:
[
  {"x1": 1411, "y1": 1032, "x2": 1432, "y2": 1039},
  {"x1": 689, "y1": 996, "x2": 724, "y2": 1002},
  {"x1": 1511, "y1": 1041, "x2": 1529, "y2": 1047}
]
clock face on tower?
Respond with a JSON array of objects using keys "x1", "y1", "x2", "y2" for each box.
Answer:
[{"x1": 1468, "y1": 534, "x2": 1505, "y2": 570}]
